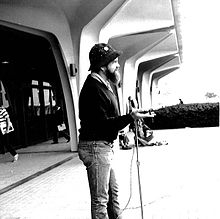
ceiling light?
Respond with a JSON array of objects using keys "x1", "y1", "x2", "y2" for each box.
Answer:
[{"x1": 1, "y1": 61, "x2": 9, "y2": 64}]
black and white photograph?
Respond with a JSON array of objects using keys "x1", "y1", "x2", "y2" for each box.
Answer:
[{"x1": 0, "y1": 0, "x2": 219, "y2": 218}]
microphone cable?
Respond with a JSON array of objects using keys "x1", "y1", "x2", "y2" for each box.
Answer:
[
  {"x1": 116, "y1": 139, "x2": 136, "y2": 219},
  {"x1": 116, "y1": 120, "x2": 144, "y2": 219}
]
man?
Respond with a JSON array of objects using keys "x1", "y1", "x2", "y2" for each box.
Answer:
[
  {"x1": 51, "y1": 105, "x2": 70, "y2": 144},
  {"x1": 78, "y1": 43, "x2": 154, "y2": 219}
]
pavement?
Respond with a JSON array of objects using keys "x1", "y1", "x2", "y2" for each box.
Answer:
[
  {"x1": 0, "y1": 127, "x2": 220, "y2": 219},
  {"x1": 0, "y1": 139, "x2": 74, "y2": 193}
]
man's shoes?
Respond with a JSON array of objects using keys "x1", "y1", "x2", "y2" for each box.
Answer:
[
  {"x1": 121, "y1": 146, "x2": 132, "y2": 150},
  {"x1": 155, "y1": 141, "x2": 168, "y2": 146},
  {"x1": 13, "y1": 154, "x2": 19, "y2": 162},
  {"x1": 121, "y1": 144, "x2": 133, "y2": 150}
]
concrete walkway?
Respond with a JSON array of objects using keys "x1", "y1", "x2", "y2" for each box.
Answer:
[
  {"x1": 0, "y1": 127, "x2": 219, "y2": 219},
  {"x1": 0, "y1": 139, "x2": 74, "y2": 193}
]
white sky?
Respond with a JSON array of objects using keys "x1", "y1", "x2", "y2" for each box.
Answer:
[{"x1": 159, "y1": 1, "x2": 220, "y2": 105}]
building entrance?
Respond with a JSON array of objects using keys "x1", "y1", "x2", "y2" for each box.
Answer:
[{"x1": 0, "y1": 25, "x2": 68, "y2": 149}]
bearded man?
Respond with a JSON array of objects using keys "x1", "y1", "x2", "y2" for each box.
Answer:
[{"x1": 78, "y1": 43, "x2": 153, "y2": 219}]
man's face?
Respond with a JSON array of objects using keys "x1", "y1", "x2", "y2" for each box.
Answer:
[{"x1": 106, "y1": 58, "x2": 120, "y2": 85}]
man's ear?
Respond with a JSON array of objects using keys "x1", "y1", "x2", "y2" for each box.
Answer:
[{"x1": 100, "y1": 66, "x2": 107, "y2": 73}]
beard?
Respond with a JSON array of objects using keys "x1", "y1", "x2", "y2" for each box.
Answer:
[{"x1": 106, "y1": 68, "x2": 120, "y2": 85}]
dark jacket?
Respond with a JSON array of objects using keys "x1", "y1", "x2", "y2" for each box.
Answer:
[{"x1": 79, "y1": 74, "x2": 133, "y2": 142}]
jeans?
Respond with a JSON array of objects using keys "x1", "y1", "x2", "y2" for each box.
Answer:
[{"x1": 78, "y1": 141, "x2": 122, "y2": 219}]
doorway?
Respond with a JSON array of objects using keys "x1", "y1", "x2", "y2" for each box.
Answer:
[{"x1": 0, "y1": 25, "x2": 68, "y2": 149}]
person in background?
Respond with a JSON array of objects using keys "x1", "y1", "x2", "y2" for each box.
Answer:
[
  {"x1": 78, "y1": 43, "x2": 154, "y2": 219},
  {"x1": 179, "y1": 98, "x2": 184, "y2": 104},
  {"x1": 0, "y1": 106, "x2": 18, "y2": 162},
  {"x1": 119, "y1": 130, "x2": 132, "y2": 150},
  {"x1": 51, "y1": 105, "x2": 70, "y2": 144}
]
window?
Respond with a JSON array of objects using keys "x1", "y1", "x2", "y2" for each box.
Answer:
[{"x1": 28, "y1": 80, "x2": 55, "y2": 116}]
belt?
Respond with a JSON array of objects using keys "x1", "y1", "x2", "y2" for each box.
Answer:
[{"x1": 79, "y1": 140, "x2": 114, "y2": 147}]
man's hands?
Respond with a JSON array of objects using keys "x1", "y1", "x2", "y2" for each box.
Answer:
[{"x1": 130, "y1": 109, "x2": 156, "y2": 120}]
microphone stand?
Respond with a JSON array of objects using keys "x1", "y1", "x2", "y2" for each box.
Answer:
[{"x1": 134, "y1": 119, "x2": 144, "y2": 219}]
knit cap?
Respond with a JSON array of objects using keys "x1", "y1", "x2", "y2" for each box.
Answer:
[{"x1": 89, "y1": 43, "x2": 122, "y2": 71}]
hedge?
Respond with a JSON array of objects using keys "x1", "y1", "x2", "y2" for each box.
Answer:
[{"x1": 144, "y1": 102, "x2": 219, "y2": 130}]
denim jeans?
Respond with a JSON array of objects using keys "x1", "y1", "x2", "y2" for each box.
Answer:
[{"x1": 78, "y1": 141, "x2": 122, "y2": 219}]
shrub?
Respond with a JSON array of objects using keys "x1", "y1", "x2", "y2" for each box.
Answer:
[{"x1": 144, "y1": 102, "x2": 219, "y2": 130}]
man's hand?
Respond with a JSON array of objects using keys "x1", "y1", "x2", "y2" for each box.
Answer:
[{"x1": 130, "y1": 109, "x2": 156, "y2": 120}]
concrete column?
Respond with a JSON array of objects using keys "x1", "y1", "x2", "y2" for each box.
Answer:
[{"x1": 141, "y1": 72, "x2": 152, "y2": 109}]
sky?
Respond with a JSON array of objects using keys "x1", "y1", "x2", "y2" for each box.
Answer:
[{"x1": 158, "y1": 1, "x2": 220, "y2": 105}]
